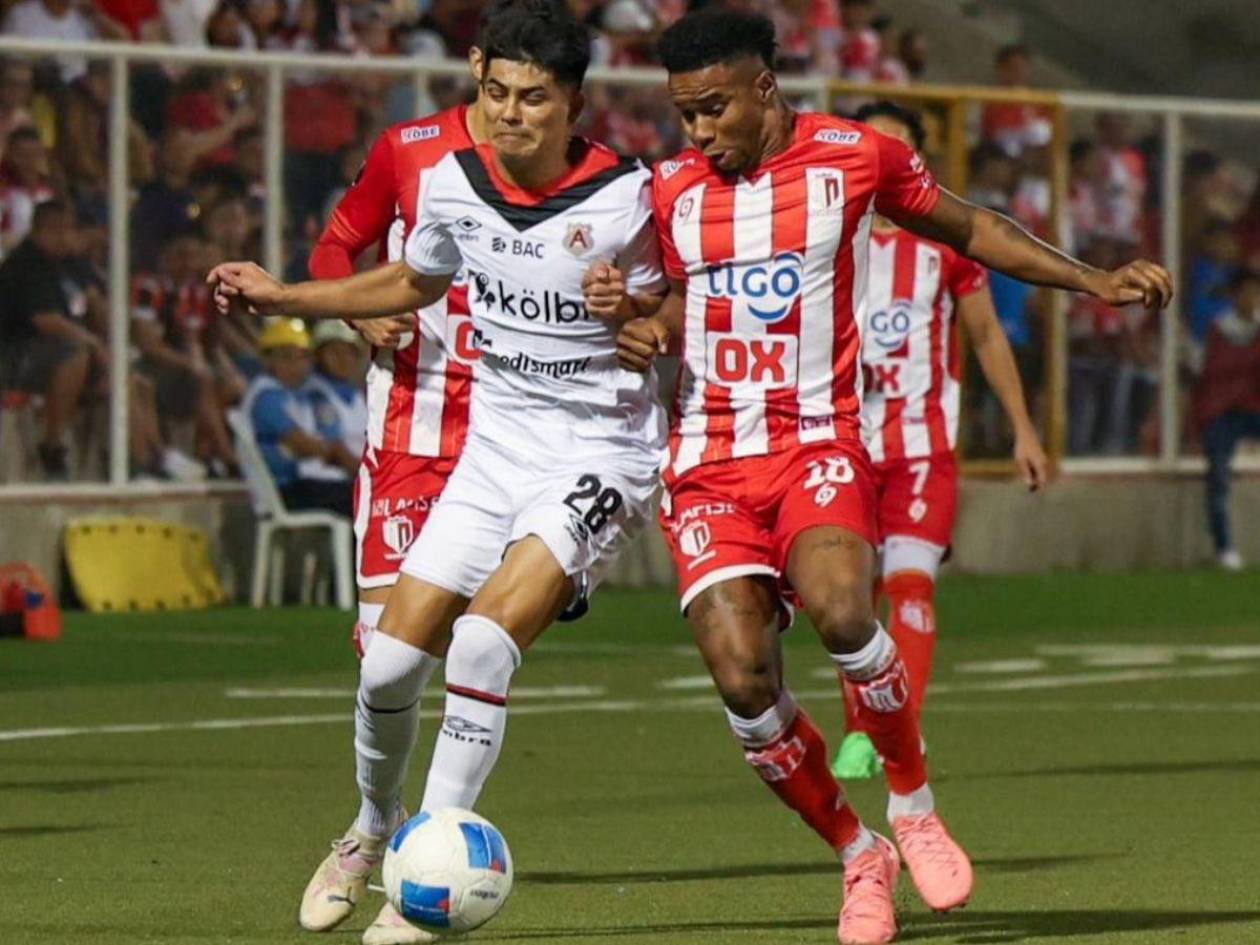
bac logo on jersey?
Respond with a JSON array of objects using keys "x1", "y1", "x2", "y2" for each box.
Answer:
[
  {"x1": 814, "y1": 129, "x2": 862, "y2": 146},
  {"x1": 706, "y1": 334, "x2": 799, "y2": 389},
  {"x1": 868, "y1": 299, "x2": 914, "y2": 351},
  {"x1": 705, "y1": 252, "x2": 804, "y2": 323},
  {"x1": 563, "y1": 222, "x2": 594, "y2": 256},
  {"x1": 401, "y1": 125, "x2": 441, "y2": 144}
]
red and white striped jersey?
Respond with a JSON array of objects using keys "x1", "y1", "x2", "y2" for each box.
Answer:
[
  {"x1": 653, "y1": 112, "x2": 940, "y2": 480},
  {"x1": 861, "y1": 228, "x2": 988, "y2": 463},
  {"x1": 309, "y1": 105, "x2": 477, "y2": 458}
]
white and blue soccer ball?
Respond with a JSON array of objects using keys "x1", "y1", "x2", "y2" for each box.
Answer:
[{"x1": 383, "y1": 808, "x2": 514, "y2": 934}]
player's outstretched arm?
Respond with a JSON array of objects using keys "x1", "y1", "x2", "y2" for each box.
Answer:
[
  {"x1": 957, "y1": 288, "x2": 1048, "y2": 491},
  {"x1": 208, "y1": 260, "x2": 452, "y2": 322},
  {"x1": 895, "y1": 190, "x2": 1174, "y2": 309}
]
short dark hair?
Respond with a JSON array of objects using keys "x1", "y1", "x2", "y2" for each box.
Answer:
[
  {"x1": 480, "y1": 0, "x2": 591, "y2": 88},
  {"x1": 658, "y1": 9, "x2": 777, "y2": 74},
  {"x1": 31, "y1": 198, "x2": 69, "y2": 229},
  {"x1": 996, "y1": 43, "x2": 1029, "y2": 65},
  {"x1": 6, "y1": 125, "x2": 41, "y2": 148},
  {"x1": 1069, "y1": 137, "x2": 1097, "y2": 164},
  {"x1": 854, "y1": 100, "x2": 926, "y2": 151}
]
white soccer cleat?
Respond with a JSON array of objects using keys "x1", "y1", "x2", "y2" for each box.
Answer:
[
  {"x1": 299, "y1": 822, "x2": 392, "y2": 932},
  {"x1": 1218, "y1": 549, "x2": 1245, "y2": 572},
  {"x1": 362, "y1": 901, "x2": 441, "y2": 945}
]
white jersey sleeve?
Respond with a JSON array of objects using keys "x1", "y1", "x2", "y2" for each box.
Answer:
[
  {"x1": 617, "y1": 180, "x2": 667, "y2": 296},
  {"x1": 403, "y1": 160, "x2": 463, "y2": 276}
]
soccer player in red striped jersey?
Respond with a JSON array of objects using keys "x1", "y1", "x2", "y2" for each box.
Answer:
[
  {"x1": 832, "y1": 101, "x2": 1048, "y2": 782},
  {"x1": 601, "y1": 10, "x2": 1171, "y2": 943},
  {"x1": 308, "y1": 35, "x2": 493, "y2": 665}
]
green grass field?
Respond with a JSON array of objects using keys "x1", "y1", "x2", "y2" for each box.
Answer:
[{"x1": 3, "y1": 571, "x2": 1259, "y2": 945}]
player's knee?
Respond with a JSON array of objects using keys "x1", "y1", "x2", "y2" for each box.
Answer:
[
  {"x1": 710, "y1": 651, "x2": 780, "y2": 718},
  {"x1": 359, "y1": 634, "x2": 436, "y2": 710},
  {"x1": 809, "y1": 585, "x2": 876, "y2": 652},
  {"x1": 445, "y1": 615, "x2": 521, "y2": 695}
]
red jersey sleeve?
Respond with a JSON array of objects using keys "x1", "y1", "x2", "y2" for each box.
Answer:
[
  {"x1": 872, "y1": 130, "x2": 940, "y2": 220},
  {"x1": 308, "y1": 131, "x2": 398, "y2": 279},
  {"x1": 948, "y1": 251, "x2": 989, "y2": 299},
  {"x1": 651, "y1": 171, "x2": 685, "y2": 281}
]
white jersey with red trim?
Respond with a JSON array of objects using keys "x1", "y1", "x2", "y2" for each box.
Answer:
[
  {"x1": 861, "y1": 228, "x2": 988, "y2": 462},
  {"x1": 652, "y1": 112, "x2": 941, "y2": 481},
  {"x1": 404, "y1": 140, "x2": 668, "y2": 462}
]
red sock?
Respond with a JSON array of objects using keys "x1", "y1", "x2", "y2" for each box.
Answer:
[
  {"x1": 885, "y1": 571, "x2": 937, "y2": 716},
  {"x1": 847, "y1": 656, "x2": 928, "y2": 795},
  {"x1": 841, "y1": 676, "x2": 863, "y2": 735},
  {"x1": 743, "y1": 710, "x2": 862, "y2": 851}
]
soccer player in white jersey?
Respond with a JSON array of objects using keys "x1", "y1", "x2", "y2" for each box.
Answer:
[
  {"x1": 605, "y1": 10, "x2": 1171, "y2": 943},
  {"x1": 210, "y1": 4, "x2": 667, "y2": 942},
  {"x1": 832, "y1": 100, "x2": 1049, "y2": 781}
]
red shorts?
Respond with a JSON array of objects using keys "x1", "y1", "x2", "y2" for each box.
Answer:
[
  {"x1": 353, "y1": 450, "x2": 458, "y2": 590},
  {"x1": 661, "y1": 440, "x2": 877, "y2": 612},
  {"x1": 872, "y1": 451, "x2": 958, "y2": 549}
]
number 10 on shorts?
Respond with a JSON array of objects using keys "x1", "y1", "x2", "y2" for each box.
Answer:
[{"x1": 803, "y1": 456, "x2": 854, "y2": 508}]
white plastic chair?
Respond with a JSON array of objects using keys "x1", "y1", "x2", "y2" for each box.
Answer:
[{"x1": 227, "y1": 409, "x2": 355, "y2": 610}]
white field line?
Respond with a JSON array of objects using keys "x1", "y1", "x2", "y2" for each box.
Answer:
[
  {"x1": 953, "y1": 659, "x2": 1048, "y2": 674},
  {"x1": 808, "y1": 663, "x2": 1255, "y2": 692},
  {"x1": 222, "y1": 685, "x2": 606, "y2": 700},
  {"x1": 4, "y1": 670, "x2": 1260, "y2": 744},
  {"x1": 1035, "y1": 644, "x2": 1260, "y2": 662}
]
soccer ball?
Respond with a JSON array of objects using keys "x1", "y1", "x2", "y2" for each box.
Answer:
[{"x1": 383, "y1": 808, "x2": 514, "y2": 934}]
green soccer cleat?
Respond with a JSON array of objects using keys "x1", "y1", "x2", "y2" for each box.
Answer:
[{"x1": 832, "y1": 731, "x2": 883, "y2": 780}]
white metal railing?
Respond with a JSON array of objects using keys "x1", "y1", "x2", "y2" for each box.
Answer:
[{"x1": 0, "y1": 35, "x2": 1254, "y2": 490}]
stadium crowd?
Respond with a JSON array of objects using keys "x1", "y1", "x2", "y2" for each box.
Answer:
[{"x1": 0, "y1": 0, "x2": 1256, "y2": 488}]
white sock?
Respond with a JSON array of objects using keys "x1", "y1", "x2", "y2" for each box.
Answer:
[
  {"x1": 354, "y1": 633, "x2": 440, "y2": 837},
  {"x1": 355, "y1": 601, "x2": 385, "y2": 656},
  {"x1": 828, "y1": 623, "x2": 897, "y2": 681},
  {"x1": 840, "y1": 826, "x2": 877, "y2": 865},
  {"x1": 887, "y1": 783, "x2": 936, "y2": 820},
  {"x1": 420, "y1": 615, "x2": 520, "y2": 813},
  {"x1": 725, "y1": 689, "x2": 797, "y2": 748}
]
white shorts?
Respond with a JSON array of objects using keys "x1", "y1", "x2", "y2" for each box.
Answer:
[{"x1": 400, "y1": 433, "x2": 660, "y2": 601}]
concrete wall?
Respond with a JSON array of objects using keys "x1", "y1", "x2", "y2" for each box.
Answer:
[{"x1": 2, "y1": 474, "x2": 1256, "y2": 606}]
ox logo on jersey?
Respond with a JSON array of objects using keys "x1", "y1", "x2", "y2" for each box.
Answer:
[
  {"x1": 814, "y1": 129, "x2": 862, "y2": 146},
  {"x1": 401, "y1": 125, "x2": 440, "y2": 144},
  {"x1": 864, "y1": 360, "x2": 903, "y2": 397},
  {"x1": 869, "y1": 299, "x2": 915, "y2": 350},
  {"x1": 563, "y1": 222, "x2": 594, "y2": 256},
  {"x1": 705, "y1": 252, "x2": 804, "y2": 323},
  {"x1": 706, "y1": 334, "x2": 799, "y2": 389},
  {"x1": 382, "y1": 515, "x2": 416, "y2": 560}
]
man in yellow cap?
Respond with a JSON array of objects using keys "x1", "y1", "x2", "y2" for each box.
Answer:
[{"x1": 241, "y1": 318, "x2": 359, "y2": 516}]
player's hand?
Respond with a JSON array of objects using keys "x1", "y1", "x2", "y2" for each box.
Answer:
[
  {"x1": 1086, "y1": 260, "x2": 1174, "y2": 309},
  {"x1": 1014, "y1": 429, "x2": 1049, "y2": 492},
  {"x1": 583, "y1": 261, "x2": 628, "y2": 321},
  {"x1": 207, "y1": 261, "x2": 288, "y2": 318},
  {"x1": 617, "y1": 316, "x2": 670, "y2": 373},
  {"x1": 352, "y1": 314, "x2": 414, "y2": 348}
]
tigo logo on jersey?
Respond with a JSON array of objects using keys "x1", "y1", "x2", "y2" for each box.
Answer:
[
  {"x1": 869, "y1": 299, "x2": 914, "y2": 350},
  {"x1": 814, "y1": 129, "x2": 862, "y2": 146},
  {"x1": 705, "y1": 252, "x2": 804, "y2": 323},
  {"x1": 401, "y1": 125, "x2": 440, "y2": 144}
]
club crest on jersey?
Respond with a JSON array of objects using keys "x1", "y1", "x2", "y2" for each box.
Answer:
[
  {"x1": 869, "y1": 299, "x2": 915, "y2": 350},
  {"x1": 401, "y1": 125, "x2": 440, "y2": 144},
  {"x1": 563, "y1": 222, "x2": 594, "y2": 256},
  {"x1": 382, "y1": 515, "x2": 416, "y2": 560},
  {"x1": 814, "y1": 129, "x2": 862, "y2": 146},
  {"x1": 705, "y1": 252, "x2": 804, "y2": 323}
]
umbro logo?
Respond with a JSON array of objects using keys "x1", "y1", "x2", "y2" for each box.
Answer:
[
  {"x1": 443, "y1": 715, "x2": 492, "y2": 734},
  {"x1": 454, "y1": 216, "x2": 482, "y2": 234}
]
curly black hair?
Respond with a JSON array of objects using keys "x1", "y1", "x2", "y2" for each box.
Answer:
[
  {"x1": 854, "y1": 99, "x2": 927, "y2": 151},
  {"x1": 657, "y1": 9, "x2": 777, "y2": 74}
]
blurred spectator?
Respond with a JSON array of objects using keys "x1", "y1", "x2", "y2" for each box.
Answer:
[
  {"x1": 980, "y1": 43, "x2": 1052, "y2": 158},
  {"x1": 166, "y1": 69, "x2": 257, "y2": 172},
  {"x1": 97, "y1": 0, "x2": 163, "y2": 40},
  {"x1": 59, "y1": 60, "x2": 155, "y2": 208},
  {"x1": 1069, "y1": 137, "x2": 1104, "y2": 251},
  {"x1": 203, "y1": 194, "x2": 255, "y2": 260},
  {"x1": 0, "y1": 61, "x2": 37, "y2": 158},
  {"x1": 160, "y1": 0, "x2": 217, "y2": 46},
  {"x1": 242, "y1": 317, "x2": 356, "y2": 515},
  {"x1": 406, "y1": 0, "x2": 480, "y2": 59},
  {"x1": 2, "y1": 0, "x2": 98, "y2": 81},
  {"x1": 1010, "y1": 128, "x2": 1051, "y2": 239},
  {"x1": 1193, "y1": 268, "x2": 1260, "y2": 570},
  {"x1": 973, "y1": 269, "x2": 1042, "y2": 455},
  {"x1": 0, "y1": 125, "x2": 56, "y2": 255},
  {"x1": 840, "y1": 0, "x2": 880, "y2": 82},
  {"x1": 131, "y1": 233, "x2": 239, "y2": 474},
  {"x1": 965, "y1": 141, "x2": 1017, "y2": 214},
  {"x1": 875, "y1": 27, "x2": 925, "y2": 84},
  {"x1": 591, "y1": 0, "x2": 655, "y2": 68},
  {"x1": 1094, "y1": 112, "x2": 1147, "y2": 246},
  {"x1": 243, "y1": 0, "x2": 282, "y2": 47},
  {"x1": 1186, "y1": 218, "x2": 1239, "y2": 342},
  {"x1": 131, "y1": 129, "x2": 200, "y2": 269},
  {"x1": 1233, "y1": 177, "x2": 1260, "y2": 268},
  {"x1": 204, "y1": 0, "x2": 254, "y2": 48},
  {"x1": 305, "y1": 319, "x2": 366, "y2": 457},
  {"x1": 0, "y1": 200, "x2": 104, "y2": 479}
]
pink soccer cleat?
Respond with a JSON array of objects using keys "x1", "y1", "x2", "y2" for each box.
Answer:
[
  {"x1": 838, "y1": 833, "x2": 900, "y2": 945},
  {"x1": 891, "y1": 812, "x2": 973, "y2": 911}
]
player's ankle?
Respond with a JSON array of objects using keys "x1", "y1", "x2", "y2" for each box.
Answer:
[{"x1": 887, "y1": 783, "x2": 934, "y2": 820}]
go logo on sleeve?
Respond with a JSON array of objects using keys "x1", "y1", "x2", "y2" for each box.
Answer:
[{"x1": 704, "y1": 252, "x2": 804, "y2": 323}]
